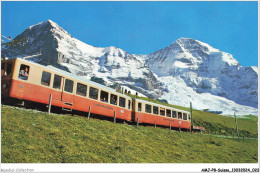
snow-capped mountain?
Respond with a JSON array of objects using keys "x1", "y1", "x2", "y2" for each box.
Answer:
[
  {"x1": 2, "y1": 20, "x2": 258, "y2": 116},
  {"x1": 3, "y1": 20, "x2": 163, "y2": 98},
  {"x1": 147, "y1": 38, "x2": 258, "y2": 108}
]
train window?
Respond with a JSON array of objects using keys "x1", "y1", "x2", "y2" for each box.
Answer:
[
  {"x1": 145, "y1": 104, "x2": 152, "y2": 113},
  {"x1": 100, "y1": 90, "x2": 108, "y2": 102},
  {"x1": 41, "y1": 71, "x2": 51, "y2": 86},
  {"x1": 188, "y1": 114, "x2": 191, "y2": 121},
  {"x1": 6, "y1": 62, "x2": 13, "y2": 75},
  {"x1": 183, "y1": 113, "x2": 187, "y2": 120},
  {"x1": 172, "y1": 111, "x2": 177, "y2": 118},
  {"x1": 64, "y1": 79, "x2": 74, "y2": 93},
  {"x1": 153, "y1": 106, "x2": 158, "y2": 115},
  {"x1": 77, "y1": 83, "x2": 87, "y2": 97},
  {"x1": 110, "y1": 94, "x2": 118, "y2": 105},
  {"x1": 166, "y1": 109, "x2": 171, "y2": 117},
  {"x1": 160, "y1": 108, "x2": 165, "y2": 116},
  {"x1": 19, "y1": 64, "x2": 30, "y2": 80},
  {"x1": 89, "y1": 87, "x2": 98, "y2": 100},
  {"x1": 119, "y1": 97, "x2": 126, "y2": 108},
  {"x1": 1, "y1": 63, "x2": 5, "y2": 76},
  {"x1": 128, "y1": 100, "x2": 131, "y2": 109},
  {"x1": 138, "y1": 103, "x2": 142, "y2": 112},
  {"x1": 178, "y1": 112, "x2": 182, "y2": 119},
  {"x1": 53, "y1": 74, "x2": 62, "y2": 89}
]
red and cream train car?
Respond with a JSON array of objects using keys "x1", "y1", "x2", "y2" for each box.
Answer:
[
  {"x1": 132, "y1": 99, "x2": 191, "y2": 129},
  {"x1": 2, "y1": 58, "x2": 193, "y2": 130},
  {"x1": 1, "y1": 58, "x2": 132, "y2": 121}
]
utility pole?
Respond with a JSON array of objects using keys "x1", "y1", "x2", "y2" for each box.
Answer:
[
  {"x1": 190, "y1": 102, "x2": 193, "y2": 131},
  {"x1": 234, "y1": 112, "x2": 239, "y2": 138}
]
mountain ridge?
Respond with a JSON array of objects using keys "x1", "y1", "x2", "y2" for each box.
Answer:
[
  {"x1": 146, "y1": 37, "x2": 257, "y2": 109},
  {"x1": 2, "y1": 20, "x2": 258, "y2": 115}
]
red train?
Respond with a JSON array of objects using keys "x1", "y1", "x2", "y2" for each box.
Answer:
[{"x1": 2, "y1": 58, "x2": 194, "y2": 130}]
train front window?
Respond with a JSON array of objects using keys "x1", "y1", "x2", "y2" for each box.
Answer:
[
  {"x1": 178, "y1": 112, "x2": 182, "y2": 119},
  {"x1": 110, "y1": 94, "x2": 118, "y2": 105},
  {"x1": 119, "y1": 97, "x2": 126, "y2": 108},
  {"x1": 138, "y1": 103, "x2": 142, "y2": 112},
  {"x1": 6, "y1": 62, "x2": 13, "y2": 75},
  {"x1": 145, "y1": 104, "x2": 151, "y2": 113},
  {"x1": 160, "y1": 108, "x2": 165, "y2": 116},
  {"x1": 41, "y1": 71, "x2": 51, "y2": 86},
  {"x1": 172, "y1": 111, "x2": 177, "y2": 118},
  {"x1": 53, "y1": 74, "x2": 62, "y2": 89},
  {"x1": 89, "y1": 87, "x2": 98, "y2": 100},
  {"x1": 183, "y1": 113, "x2": 187, "y2": 120},
  {"x1": 166, "y1": 109, "x2": 171, "y2": 117},
  {"x1": 188, "y1": 114, "x2": 191, "y2": 121},
  {"x1": 100, "y1": 90, "x2": 108, "y2": 102},
  {"x1": 77, "y1": 83, "x2": 87, "y2": 97},
  {"x1": 153, "y1": 106, "x2": 158, "y2": 115},
  {"x1": 18, "y1": 64, "x2": 30, "y2": 80},
  {"x1": 64, "y1": 79, "x2": 74, "y2": 93}
]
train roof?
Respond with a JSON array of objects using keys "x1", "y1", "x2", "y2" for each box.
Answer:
[
  {"x1": 134, "y1": 98, "x2": 190, "y2": 114},
  {"x1": 14, "y1": 58, "x2": 131, "y2": 99}
]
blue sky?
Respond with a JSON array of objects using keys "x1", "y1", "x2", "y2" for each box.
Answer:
[{"x1": 1, "y1": 1, "x2": 258, "y2": 67}]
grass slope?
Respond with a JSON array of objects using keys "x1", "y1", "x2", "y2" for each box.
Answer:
[{"x1": 1, "y1": 105, "x2": 258, "y2": 163}]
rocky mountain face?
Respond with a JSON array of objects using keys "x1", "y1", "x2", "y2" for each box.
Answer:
[
  {"x1": 3, "y1": 21, "x2": 60, "y2": 65},
  {"x1": 146, "y1": 38, "x2": 258, "y2": 108},
  {"x1": 2, "y1": 20, "x2": 163, "y2": 98},
  {"x1": 2, "y1": 20, "x2": 258, "y2": 115}
]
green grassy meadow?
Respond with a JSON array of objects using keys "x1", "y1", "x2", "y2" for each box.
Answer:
[{"x1": 1, "y1": 104, "x2": 258, "y2": 163}]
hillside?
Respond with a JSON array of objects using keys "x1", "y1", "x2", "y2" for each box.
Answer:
[{"x1": 1, "y1": 105, "x2": 258, "y2": 163}]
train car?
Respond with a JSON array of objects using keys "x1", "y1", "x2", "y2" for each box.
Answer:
[
  {"x1": 132, "y1": 98, "x2": 191, "y2": 130},
  {"x1": 1, "y1": 58, "x2": 132, "y2": 121}
]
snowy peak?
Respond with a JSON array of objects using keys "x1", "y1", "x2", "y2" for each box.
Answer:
[
  {"x1": 28, "y1": 20, "x2": 56, "y2": 29},
  {"x1": 147, "y1": 38, "x2": 240, "y2": 76},
  {"x1": 173, "y1": 37, "x2": 220, "y2": 54},
  {"x1": 28, "y1": 20, "x2": 67, "y2": 34},
  {"x1": 3, "y1": 20, "x2": 65, "y2": 64},
  {"x1": 26, "y1": 20, "x2": 73, "y2": 42},
  {"x1": 171, "y1": 37, "x2": 239, "y2": 66},
  {"x1": 147, "y1": 37, "x2": 257, "y2": 109}
]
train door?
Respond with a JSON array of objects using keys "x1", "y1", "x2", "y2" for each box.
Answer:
[
  {"x1": 61, "y1": 77, "x2": 74, "y2": 106},
  {"x1": 131, "y1": 99, "x2": 139, "y2": 122},
  {"x1": 51, "y1": 74, "x2": 63, "y2": 101}
]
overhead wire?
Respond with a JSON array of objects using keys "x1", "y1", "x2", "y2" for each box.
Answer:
[
  {"x1": 2, "y1": 47, "x2": 28, "y2": 57},
  {"x1": 1, "y1": 35, "x2": 12, "y2": 41}
]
